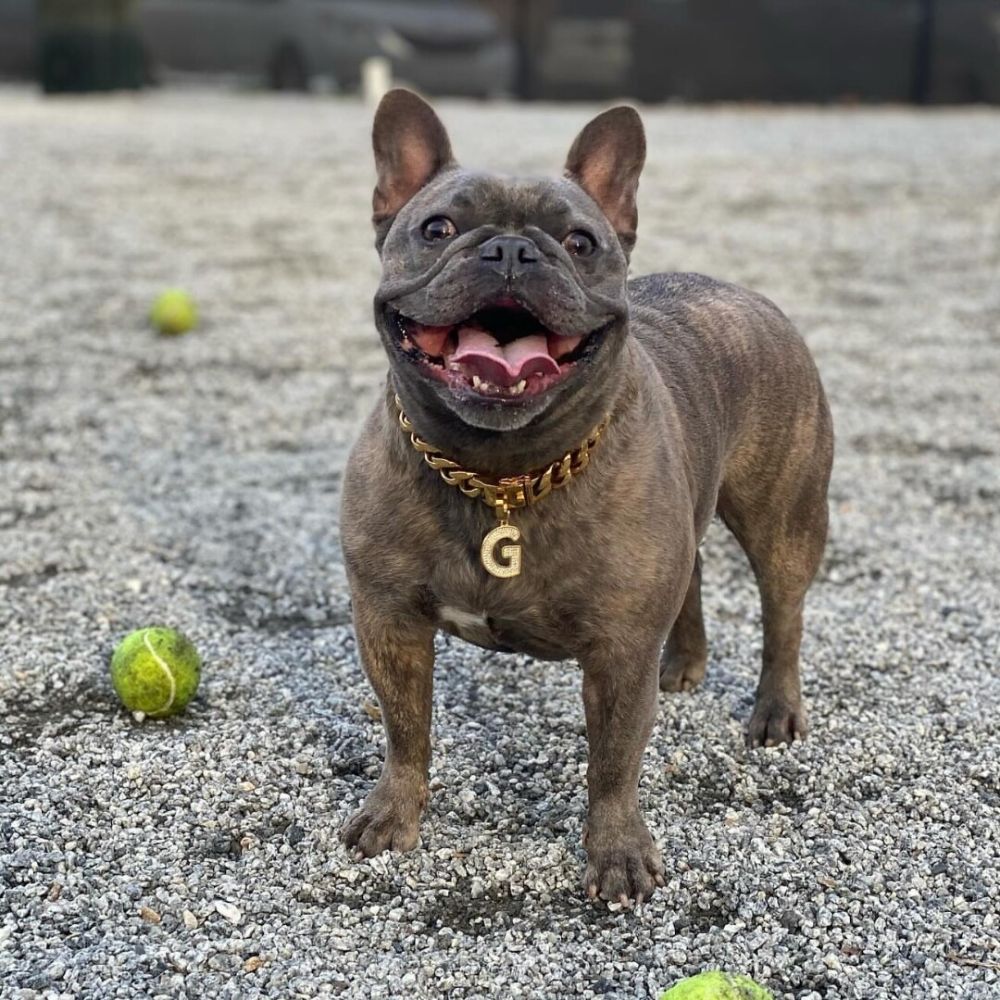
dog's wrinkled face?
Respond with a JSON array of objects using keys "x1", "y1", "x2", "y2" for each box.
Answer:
[{"x1": 370, "y1": 91, "x2": 645, "y2": 432}]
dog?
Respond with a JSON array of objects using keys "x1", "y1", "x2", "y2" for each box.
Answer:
[{"x1": 340, "y1": 90, "x2": 833, "y2": 905}]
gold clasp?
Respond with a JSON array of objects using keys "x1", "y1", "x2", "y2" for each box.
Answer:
[
  {"x1": 494, "y1": 496, "x2": 510, "y2": 525},
  {"x1": 497, "y1": 477, "x2": 527, "y2": 510}
]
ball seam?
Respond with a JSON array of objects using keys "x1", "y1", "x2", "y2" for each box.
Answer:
[{"x1": 142, "y1": 629, "x2": 177, "y2": 715}]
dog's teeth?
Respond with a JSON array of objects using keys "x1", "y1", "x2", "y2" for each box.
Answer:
[
  {"x1": 512, "y1": 379, "x2": 527, "y2": 396},
  {"x1": 472, "y1": 375, "x2": 483, "y2": 388}
]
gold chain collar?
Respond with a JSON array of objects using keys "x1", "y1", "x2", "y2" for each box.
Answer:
[{"x1": 393, "y1": 394, "x2": 608, "y2": 578}]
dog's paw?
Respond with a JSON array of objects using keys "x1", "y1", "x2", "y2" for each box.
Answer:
[
  {"x1": 747, "y1": 696, "x2": 808, "y2": 748},
  {"x1": 659, "y1": 653, "x2": 707, "y2": 693},
  {"x1": 582, "y1": 813, "x2": 664, "y2": 906},
  {"x1": 341, "y1": 779, "x2": 424, "y2": 859}
]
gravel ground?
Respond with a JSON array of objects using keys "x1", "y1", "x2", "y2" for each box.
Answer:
[{"x1": 1, "y1": 89, "x2": 999, "y2": 999}]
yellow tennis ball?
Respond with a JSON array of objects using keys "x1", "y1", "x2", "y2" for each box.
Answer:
[
  {"x1": 110, "y1": 627, "x2": 201, "y2": 718},
  {"x1": 660, "y1": 972, "x2": 774, "y2": 1000},
  {"x1": 150, "y1": 289, "x2": 198, "y2": 335}
]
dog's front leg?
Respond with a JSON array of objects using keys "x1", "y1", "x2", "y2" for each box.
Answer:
[
  {"x1": 342, "y1": 595, "x2": 435, "y2": 858},
  {"x1": 580, "y1": 639, "x2": 665, "y2": 905}
]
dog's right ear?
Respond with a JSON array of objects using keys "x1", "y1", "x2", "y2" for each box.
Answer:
[
  {"x1": 564, "y1": 106, "x2": 645, "y2": 254},
  {"x1": 372, "y1": 89, "x2": 455, "y2": 238}
]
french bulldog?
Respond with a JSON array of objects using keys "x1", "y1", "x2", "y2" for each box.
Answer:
[{"x1": 340, "y1": 90, "x2": 833, "y2": 904}]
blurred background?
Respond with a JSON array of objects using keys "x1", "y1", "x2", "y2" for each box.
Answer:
[{"x1": 1, "y1": 0, "x2": 998, "y2": 103}]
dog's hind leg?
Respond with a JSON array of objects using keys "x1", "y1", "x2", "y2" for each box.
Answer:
[
  {"x1": 659, "y1": 552, "x2": 708, "y2": 692},
  {"x1": 718, "y1": 397, "x2": 833, "y2": 747}
]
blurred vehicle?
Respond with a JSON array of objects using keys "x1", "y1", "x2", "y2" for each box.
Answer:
[
  {"x1": 518, "y1": 0, "x2": 631, "y2": 100},
  {"x1": 0, "y1": 0, "x2": 35, "y2": 79},
  {"x1": 629, "y1": 0, "x2": 1000, "y2": 103},
  {"x1": 136, "y1": 0, "x2": 514, "y2": 96}
]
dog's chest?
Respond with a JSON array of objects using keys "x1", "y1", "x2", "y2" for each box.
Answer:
[
  {"x1": 425, "y1": 478, "x2": 614, "y2": 659},
  {"x1": 431, "y1": 555, "x2": 577, "y2": 661},
  {"x1": 436, "y1": 598, "x2": 570, "y2": 660},
  {"x1": 437, "y1": 605, "x2": 495, "y2": 647}
]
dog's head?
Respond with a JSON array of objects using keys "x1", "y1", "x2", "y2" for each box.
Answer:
[{"x1": 371, "y1": 90, "x2": 645, "y2": 433}]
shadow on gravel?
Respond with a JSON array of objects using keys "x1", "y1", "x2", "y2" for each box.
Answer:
[
  {"x1": 214, "y1": 591, "x2": 351, "y2": 633},
  {"x1": 416, "y1": 880, "x2": 529, "y2": 935},
  {"x1": 0, "y1": 562, "x2": 86, "y2": 590},
  {"x1": 0, "y1": 676, "x2": 112, "y2": 749}
]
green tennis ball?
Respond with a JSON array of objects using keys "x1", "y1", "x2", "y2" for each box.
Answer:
[
  {"x1": 110, "y1": 627, "x2": 201, "y2": 718},
  {"x1": 660, "y1": 972, "x2": 774, "y2": 1000},
  {"x1": 150, "y1": 289, "x2": 198, "y2": 335}
]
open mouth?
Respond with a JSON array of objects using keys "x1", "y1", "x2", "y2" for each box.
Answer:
[{"x1": 393, "y1": 300, "x2": 604, "y2": 402}]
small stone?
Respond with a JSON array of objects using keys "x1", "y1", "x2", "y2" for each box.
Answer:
[
  {"x1": 46, "y1": 882, "x2": 62, "y2": 902},
  {"x1": 209, "y1": 833, "x2": 240, "y2": 858},
  {"x1": 244, "y1": 955, "x2": 264, "y2": 973},
  {"x1": 285, "y1": 824, "x2": 306, "y2": 846},
  {"x1": 214, "y1": 900, "x2": 243, "y2": 924},
  {"x1": 138, "y1": 906, "x2": 161, "y2": 924},
  {"x1": 182, "y1": 909, "x2": 198, "y2": 929}
]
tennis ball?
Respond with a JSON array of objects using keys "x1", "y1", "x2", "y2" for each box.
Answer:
[
  {"x1": 659, "y1": 971, "x2": 774, "y2": 1000},
  {"x1": 150, "y1": 289, "x2": 198, "y2": 335},
  {"x1": 110, "y1": 627, "x2": 201, "y2": 719}
]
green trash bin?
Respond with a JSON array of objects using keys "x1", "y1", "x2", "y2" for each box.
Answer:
[{"x1": 38, "y1": 0, "x2": 145, "y2": 93}]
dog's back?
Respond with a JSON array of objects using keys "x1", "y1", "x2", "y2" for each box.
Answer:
[{"x1": 629, "y1": 271, "x2": 832, "y2": 506}]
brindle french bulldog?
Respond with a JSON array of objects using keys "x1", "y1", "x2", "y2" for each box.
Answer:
[{"x1": 340, "y1": 90, "x2": 833, "y2": 905}]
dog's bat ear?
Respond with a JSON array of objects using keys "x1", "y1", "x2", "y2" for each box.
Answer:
[
  {"x1": 564, "y1": 106, "x2": 646, "y2": 254},
  {"x1": 372, "y1": 89, "x2": 455, "y2": 232}
]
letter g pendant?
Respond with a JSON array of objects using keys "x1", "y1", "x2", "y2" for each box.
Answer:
[{"x1": 481, "y1": 523, "x2": 522, "y2": 578}]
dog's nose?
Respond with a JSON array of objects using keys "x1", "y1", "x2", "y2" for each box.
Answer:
[{"x1": 479, "y1": 235, "x2": 539, "y2": 279}]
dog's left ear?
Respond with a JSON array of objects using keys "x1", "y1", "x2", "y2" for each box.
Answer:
[
  {"x1": 372, "y1": 89, "x2": 456, "y2": 233},
  {"x1": 564, "y1": 107, "x2": 646, "y2": 254}
]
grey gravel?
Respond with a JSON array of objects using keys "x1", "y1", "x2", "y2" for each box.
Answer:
[{"x1": 1, "y1": 88, "x2": 999, "y2": 999}]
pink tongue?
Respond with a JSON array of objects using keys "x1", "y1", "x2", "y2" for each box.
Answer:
[{"x1": 450, "y1": 326, "x2": 559, "y2": 386}]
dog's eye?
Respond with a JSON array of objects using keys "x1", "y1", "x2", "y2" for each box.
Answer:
[
  {"x1": 562, "y1": 230, "x2": 597, "y2": 257},
  {"x1": 421, "y1": 216, "x2": 458, "y2": 242}
]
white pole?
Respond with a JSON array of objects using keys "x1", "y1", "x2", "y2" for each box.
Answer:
[{"x1": 361, "y1": 57, "x2": 393, "y2": 105}]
